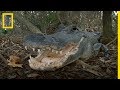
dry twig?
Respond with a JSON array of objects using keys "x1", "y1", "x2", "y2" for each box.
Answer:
[
  {"x1": 106, "y1": 37, "x2": 117, "y2": 46},
  {"x1": 0, "y1": 53, "x2": 8, "y2": 65}
]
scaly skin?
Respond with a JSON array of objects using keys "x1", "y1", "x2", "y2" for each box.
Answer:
[{"x1": 23, "y1": 25, "x2": 109, "y2": 71}]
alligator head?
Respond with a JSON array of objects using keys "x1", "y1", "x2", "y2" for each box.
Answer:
[{"x1": 23, "y1": 25, "x2": 102, "y2": 71}]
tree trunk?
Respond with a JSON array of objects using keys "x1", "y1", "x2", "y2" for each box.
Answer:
[
  {"x1": 103, "y1": 11, "x2": 115, "y2": 43},
  {"x1": 14, "y1": 12, "x2": 43, "y2": 34}
]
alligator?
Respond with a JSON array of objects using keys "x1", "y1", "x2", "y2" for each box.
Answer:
[{"x1": 23, "y1": 24, "x2": 109, "y2": 71}]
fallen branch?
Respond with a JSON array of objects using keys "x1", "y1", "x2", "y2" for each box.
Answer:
[
  {"x1": 79, "y1": 60, "x2": 103, "y2": 76},
  {"x1": 106, "y1": 37, "x2": 117, "y2": 46},
  {"x1": 22, "y1": 54, "x2": 31, "y2": 61},
  {"x1": 82, "y1": 68, "x2": 102, "y2": 76}
]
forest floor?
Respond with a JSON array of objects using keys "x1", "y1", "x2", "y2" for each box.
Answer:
[{"x1": 0, "y1": 36, "x2": 117, "y2": 79}]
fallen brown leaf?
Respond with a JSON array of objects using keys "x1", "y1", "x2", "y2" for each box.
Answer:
[{"x1": 7, "y1": 55, "x2": 23, "y2": 68}]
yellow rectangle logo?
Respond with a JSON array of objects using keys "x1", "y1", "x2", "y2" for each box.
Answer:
[
  {"x1": 2, "y1": 13, "x2": 14, "y2": 29},
  {"x1": 118, "y1": 11, "x2": 120, "y2": 79}
]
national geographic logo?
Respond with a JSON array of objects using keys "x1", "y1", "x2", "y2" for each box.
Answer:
[{"x1": 2, "y1": 13, "x2": 14, "y2": 29}]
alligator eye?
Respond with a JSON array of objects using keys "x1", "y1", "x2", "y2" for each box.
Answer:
[
  {"x1": 73, "y1": 27, "x2": 77, "y2": 30},
  {"x1": 72, "y1": 25, "x2": 77, "y2": 30},
  {"x1": 72, "y1": 26, "x2": 79, "y2": 31}
]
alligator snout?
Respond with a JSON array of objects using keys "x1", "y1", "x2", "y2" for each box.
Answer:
[
  {"x1": 23, "y1": 34, "x2": 84, "y2": 70},
  {"x1": 23, "y1": 28, "x2": 85, "y2": 71},
  {"x1": 23, "y1": 25, "x2": 84, "y2": 53}
]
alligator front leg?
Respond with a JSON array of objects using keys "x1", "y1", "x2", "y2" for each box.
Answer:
[{"x1": 93, "y1": 43, "x2": 109, "y2": 59}]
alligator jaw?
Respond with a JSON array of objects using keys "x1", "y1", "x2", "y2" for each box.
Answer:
[{"x1": 28, "y1": 37, "x2": 85, "y2": 71}]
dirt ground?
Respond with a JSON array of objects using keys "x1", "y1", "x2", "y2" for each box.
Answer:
[{"x1": 0, "y1": 36, "x2": 117, "y2": 79}]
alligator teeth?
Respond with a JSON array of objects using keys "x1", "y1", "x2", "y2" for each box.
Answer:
[
  {"x1": 42, "y1": 48, "x2": 45, "y2": 51},
  {"x1": 25, "y1": 46, "x2": 27, "y2": 50},
  {"x1": 67, "y1": 52, "x2": 71, "y2": 55},
  {"x1": 29, "y1": 55, "x2": 31, "y2": 59},
  {"x1": 52, "y1": 49, "x2": 54, "y2": 52},
  {"x1": 32, "y1": 48, "x2": 35, "y2": 51},
  {"x1": 48, "y1": 48, "x2": 51, "y2": 50},
  {"x1": 55, "y1": 51, "x2": 58, "y2": 54},
  {"x1": 29, "y1": 55, "x2": 33, "y2": 59},
  {"x1": 51, "y1": 46, "x2": 55, "y2": 49},
  {"x1": 37, "y1": 49, "x2": 41, "y2": 53},
  {"x1": 46, "y1": 47, "x2": 51, "y2": 50},
  {"x1": 59, "y1": 51, "x2": 63, "y2": 54}
]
